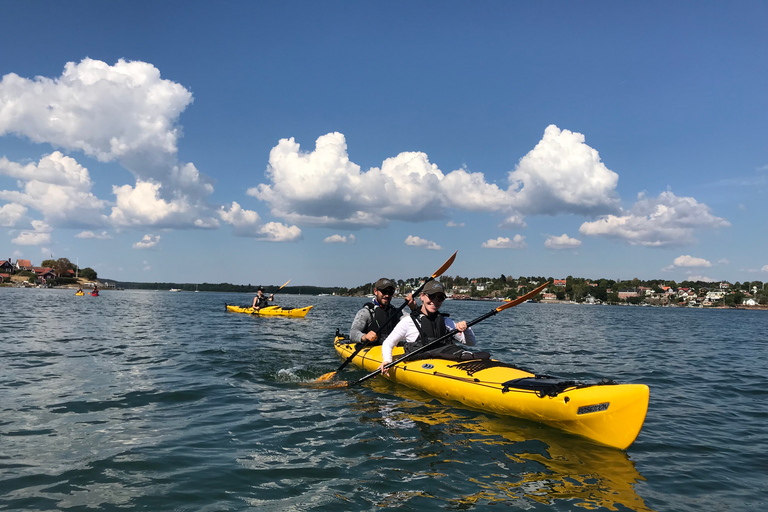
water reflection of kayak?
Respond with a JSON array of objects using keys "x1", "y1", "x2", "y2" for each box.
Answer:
[
  {"x1": 334, "y1": 336, "x2": 648, "y2": 450},
  {"x1": 352, "y1": 381, "x2": 655, "y2": 511}
]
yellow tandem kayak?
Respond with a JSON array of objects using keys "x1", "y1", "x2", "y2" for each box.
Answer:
[
  {"x1": 225, "y1": 304, "x2": 313, "y2": 318},
  {"x1": 333, "y1": 336, "x2": 649, "y2": 450}
]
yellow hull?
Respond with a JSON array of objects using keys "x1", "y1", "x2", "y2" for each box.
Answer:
[
  {"x1": 334, "y1": 337, "x2": 648, "y2": 450},
  {"x1": 226, "y1": 304, "x2": 313, "y2": 318},
  {"x1": 75, "y1": 292, "x2": 84, "y2": 296}
]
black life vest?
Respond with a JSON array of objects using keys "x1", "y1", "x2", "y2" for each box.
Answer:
[
  {"x1": 364, "y1": 302, "x2": 399, "y2": 340},
  {"x1": 255, "y1": 294, "x2": 270, "y2": 308},
  {"x1": 406, "y1": 310, "x2": 451, "y2": 354}
]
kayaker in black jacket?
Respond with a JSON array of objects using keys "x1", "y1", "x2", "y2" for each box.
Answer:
[
  {"x1": 349, "y1": 278, "x2": 416, "y2": 345},
  {"x1": 251, "y1": 287, "x2": 274, "y2": 310}
]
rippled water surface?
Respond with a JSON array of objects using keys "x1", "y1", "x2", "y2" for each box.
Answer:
[{"x1": 1, "y1": 288, "x2": 766, "y2": 511}]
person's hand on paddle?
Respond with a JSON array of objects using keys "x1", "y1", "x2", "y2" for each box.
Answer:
[
  {"x1": 362, "y1": 331, "x2": 378, "y2": 343},
  {"x1": 404, "y1": 292, "x2": 418, "y2": 311},
  {"x1": 455, "y1": 320, "x2": 467, "y2": 332},
  {"x1": 378, "y1": 361, "x2": 390, "y2": 377}
]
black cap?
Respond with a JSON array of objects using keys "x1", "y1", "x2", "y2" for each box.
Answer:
[
  {"x1": 374, "y1": 278, "x2": 396, "y2": 291},
  {"x1": 421, "y1": 280, "x2": 445, "y2": 296},
  {"x1": 258, "y1": 286, "x2": 265, "y2": 292}
]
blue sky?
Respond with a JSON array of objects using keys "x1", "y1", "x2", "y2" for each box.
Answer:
[{"x1": 1, "y1": 1, "x2": 766, "y2": 287}]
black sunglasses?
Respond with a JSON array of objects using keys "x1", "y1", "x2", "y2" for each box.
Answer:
[{"x1": 426, "y1": 293, "x2": 446, "y2": 301}]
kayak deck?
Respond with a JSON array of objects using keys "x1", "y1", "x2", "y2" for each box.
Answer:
[
  {"x1": 225, "y1": 304, "x2": 313, "y2": 318},
  {"x1": 333, "y1": 336, "x2": 648, "y2": 450}
]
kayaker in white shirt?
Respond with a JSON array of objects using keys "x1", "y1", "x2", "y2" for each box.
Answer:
[{"x1": 378, "y1": 280, "x2": 488, "y2": 377}]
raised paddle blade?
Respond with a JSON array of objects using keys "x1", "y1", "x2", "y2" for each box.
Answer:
[
  {"x1": 278, "y1": 279, "x2": 291, "y2": 290},
  {"x1": 495, "y1": 281, "x2": 549, "y2": 312},
  {"x1": 431, "y1": 250, "x2": 457, "y2": 279}
]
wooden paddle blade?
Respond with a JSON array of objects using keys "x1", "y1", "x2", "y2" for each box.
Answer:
[
  {"x1": 432, "y1": 251, "x2": 457, "y2": 279},
  {"x1": 496, "y1": 281, "x2": 549, "y2": 312},
  {"x1": 279, "y1": 279, "x2": 291, "y2": 290}
]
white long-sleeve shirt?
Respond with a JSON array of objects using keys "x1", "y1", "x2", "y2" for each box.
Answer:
[{"x1": 380, "y1": 314, "x2": 476, "y2": 364}]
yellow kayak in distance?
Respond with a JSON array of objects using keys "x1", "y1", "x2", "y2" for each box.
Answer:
[
  {"x1": 75, "y1": 291, "x2": 84, "y2": 296},
  {"x1": 225, "y1": 303, "x2": 313, "y2": 318},
  {"x1": 333, "y1": 336, "x2": 649, "y2": 450}
]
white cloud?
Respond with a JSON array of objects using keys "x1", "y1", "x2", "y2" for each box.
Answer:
[
  {"x1": 718, "y1": 259, "x2": 730, "y2": 265},
  {"x1": 579, "y1": 191, "x2": 729, "y2": 246},
  {"x1": 324, "y1": 234, "x2": 355, "y2": 244},
  {"x1": 75, "y1": 230, "x2": 112, "y2": 239},
  {"x1": 133, "y1": 234, "x2": 161, "y2": 249},
  {"x1": 218, "y1": 201, "x2": 262, "y2": 236},
  {"x1": 762, "y1": 265, "x2": 768, "y2": 272},
  {"x1": 673, "y1": 255, "x2": 712, "y2": 268},
  {"x1": 507, "y1": 125, "x2": 620, "y2": 216},
  {"x1": 109, "y1": 181, "x2": 217, "y2": 228},
  {"x1": 446, "y1": 221, "x2": 465, "y2": 227},
  {"x1": 405, "y1": 235, "x2": 442, "y2": 250},
  {"x1": 248, "y1": 126, "x2": 622, "y2": 229},
  {"x1": 482, "y1": 235, "x2": 527, "y2": 249},
  {"x1": 0, "y1": 152, "x2": 106, "y2": 227},
  {"x1": 0, "y1": 59, "x2": 218, "y2": 231},
  {"x1": 12, "y1": 220, "x2": 52, "y2": 245},
  {"x1": 0, "y1": 58, "x2": 191, "y2": 162},
  {"x1": 217, "y1": 201, "x2": 301, "y2": 241},
  {"x1": 255, "y1": 222, "x2": 302, "y2": 242},
  {"x1": 499, "y1": 213, "x2": 527, "y2": 228},
  {"x1": 0, "y1": 203, "x2": 28, "y2": 227},
  {"x1": 687, "y1": 275, "x2": 718, "y2": 283},
  {"x1": 544, "y1": 233, "x2": 582, "y2": 249}
]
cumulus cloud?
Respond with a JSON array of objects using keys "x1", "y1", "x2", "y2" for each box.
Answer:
[
  {"x1": 248, "y1": 126, "x2": 622, "y2": 229},
  {"x1": 109, "y1": 181, "x2": 218, "y2": 228},
  {"x1": 482, "y1": 235, "x2": 527, "y2": 249},
  {"x1": 324, "y1": 234, "x2": 355, "y2": 243},
  {"x1": 0, "y1": 152, "x2": 106, "y2": 227},
  {"x1": 673, "y1": 255, "x2": 712, "y2": 268},
  {"x1": 687, "y1": 275, "x2": 718, "y2": 283},
  {"x1": 218, "y1": 201, "x2": 262, "y2": 236},
  {"x1": 507, "y1": 125, "x2": 620, "y2": 216},
  {"x1": 544, "y1": 233, "x2": 582, "y2": 249},
  {"x1": 255, "y1": 222, "x2": 302, "y2": 242},
  {"x1": 763, "y1": 265, "x2": 768, "y2": 272},
  {"x1": 0, "y1": 58, "x2": 191, "y2": 161},
  {"x1": 75, "y1": 230, "x2": 112, "y2": 239},
  {"x1": 133, "y1": 234, "x2": 161, "y2": 249},
  {"x1": 0, "y1": 58, "x2": 218, "y2": 231},
  {"x1": 217, "y1": 201, "x2": 301, "y2": 242},
  {"x1": 499, "y1": 213, "x2": 527, "y2": 228},
  {"x1": 0, "y1": 202, "x2": 28, "y2": 227},
  {"x1": 405, "y1": 235, "x2": 442, "y2": 250},
  {"x1": 11, "y1": 220, "x2": 51, "y2": 245},
  {"x1": 579, "y1": 191, "x2": 729, "y2": 246}
]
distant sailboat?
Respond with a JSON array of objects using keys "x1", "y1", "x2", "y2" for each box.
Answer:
[{"x1": 195, "y1": 285, "x2": 199, "y2": 292}]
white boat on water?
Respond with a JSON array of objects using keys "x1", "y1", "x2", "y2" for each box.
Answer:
[{"x1": 170, "y1": 288, "x2": 182, "y2": 292}]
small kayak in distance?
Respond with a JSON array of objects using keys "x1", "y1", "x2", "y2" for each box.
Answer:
[
  {"x1": 333, "y1": 335, "x2": 649, "y2": 450},
  {"x1": 75, "y1": 291, "x2": 84, "y2": 296},
  {"x1": 225, "y1": 303, "x2": 313, "y2": 318},
  {"x1": 90, "y1": 291, "x2": 99, "y2": 296}
]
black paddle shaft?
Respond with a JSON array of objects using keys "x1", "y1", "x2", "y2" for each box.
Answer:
[{"x1": 349, "y1": 307, "x2": 500, "y2": 387}]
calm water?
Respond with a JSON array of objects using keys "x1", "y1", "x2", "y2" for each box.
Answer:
[{"x1": 1, "y1": 288, "x2": 766, "y2": 511}]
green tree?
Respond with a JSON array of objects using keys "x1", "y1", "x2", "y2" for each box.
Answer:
[
  {"x1": 79, "y1": 267, "x2": 98, "y2": 280},
  {"x1": 41, "y1": 259, "x2": 56, "y2": 268}
]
